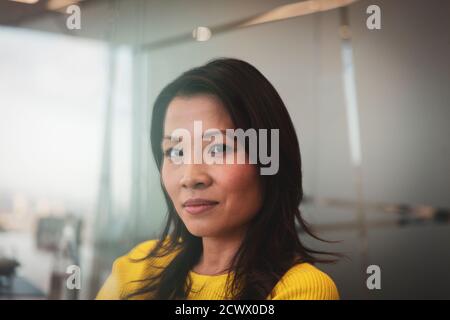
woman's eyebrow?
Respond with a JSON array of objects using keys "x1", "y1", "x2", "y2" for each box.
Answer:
[
  {"x1": 161, "y1": 130, "x2": 237, "y2": 150},
  {"x1": 163, "y1": 130, "x2": 230, "y2": 141},
  {"x1": 163, "y1": 135, "x2": 182, "y2": 141},
  {"x1": 161, "y1": 136, "x2": 180, "y2": 150},
  {"x1": 203, "y1": 129, "x2": 228, "y2": 139}
]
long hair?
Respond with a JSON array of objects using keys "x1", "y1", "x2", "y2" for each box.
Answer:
[{"x1": 127, "y1": 58, "x2": 339, "y2": 300}]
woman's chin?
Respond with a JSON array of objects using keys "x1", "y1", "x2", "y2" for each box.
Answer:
[
  {"x1": 185, "y1": 224, "x2": 220, "y2": 238},
  {"x1": 187, "y1": 228, "x2": 213, "y2": 238}
]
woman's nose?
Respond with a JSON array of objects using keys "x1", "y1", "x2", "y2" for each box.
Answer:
[{"x1": 180, "y1": 164, "x2": 212, "y2": 189}]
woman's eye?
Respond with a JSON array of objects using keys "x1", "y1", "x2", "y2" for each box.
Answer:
[
  {"x1": 209, "y1": 144, "x2": 232, "y2": 156},
  {"x1": 164, "y1": 147, "x2": 183, "y2": 160}
]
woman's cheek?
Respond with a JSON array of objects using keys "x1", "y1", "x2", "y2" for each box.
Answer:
[
  {"x1": 161, "y1": 162, "x2": 176, "y2": 197},
  {"x1": 215, "y1": 163, "x2": 259, "y2": 191}
]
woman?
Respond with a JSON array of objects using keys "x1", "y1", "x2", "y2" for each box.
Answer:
[{"x1": 96, "y1": 58, "x2": 340, "y2": 300}]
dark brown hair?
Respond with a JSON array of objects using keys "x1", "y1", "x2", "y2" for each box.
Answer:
[{"x1": 127, "y1": 58, "x2": 339, "y2": 300}]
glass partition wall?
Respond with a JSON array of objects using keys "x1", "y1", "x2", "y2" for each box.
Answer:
[{"x1": 0, "y1": 0, "x2": 449, "y2": 299}]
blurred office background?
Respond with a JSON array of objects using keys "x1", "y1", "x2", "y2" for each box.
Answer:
[{"x1": 0, "y1": 0, "x2": 449, "y2": 299}]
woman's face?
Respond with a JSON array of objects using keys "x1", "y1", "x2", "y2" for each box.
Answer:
[{"x1": 161, "y1": 94, "x2": 263, "y2": 239}]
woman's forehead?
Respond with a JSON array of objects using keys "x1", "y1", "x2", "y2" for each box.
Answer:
[{"x1": 164, "y1": 95, "x2": 234, "y2": 134}]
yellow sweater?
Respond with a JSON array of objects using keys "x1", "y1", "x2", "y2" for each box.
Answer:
[{"x1": 96, "y1": 239, "x2": 339, "y2": 300}]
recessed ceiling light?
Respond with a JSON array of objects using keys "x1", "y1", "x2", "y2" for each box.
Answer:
[{"x1": 192, "y1": 27, "x2": 212, "y2": 42}]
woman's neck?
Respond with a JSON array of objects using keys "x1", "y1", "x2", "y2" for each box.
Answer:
[{"x1": 193, "y1": 230, "x2": 246, "y2": 276}]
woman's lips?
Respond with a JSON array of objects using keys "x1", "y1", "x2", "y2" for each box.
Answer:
[{"x1": 182, "y1": 199, "x2": 219, "y2": 215}]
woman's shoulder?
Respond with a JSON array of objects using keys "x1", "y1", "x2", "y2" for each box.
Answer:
[
  {"x1": 120, "y1": 237, "x2": 179, "y2": 262},
  {"x1": 96, "y1": 238, "x2": 177, "y2": 299},
  {"x1": 121, "y1": 238, "x2": 180, "y2": 268},
  {"x1": 126, "y1": 239, "x2": 160, "y2": 259},
  {"x1": 269, "y1": 262, "x2": 340, "y2": 300}
]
